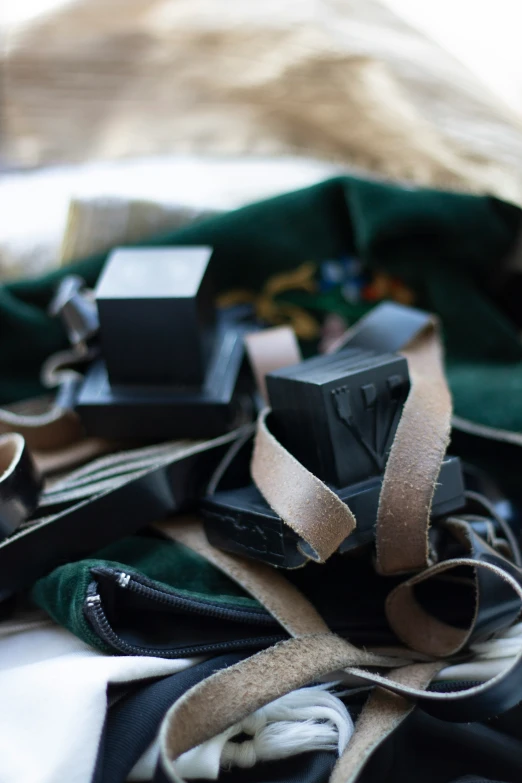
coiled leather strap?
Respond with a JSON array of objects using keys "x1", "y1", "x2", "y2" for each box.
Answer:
[{"x1": 0, "y1": 433, "x2": 41, "y2": 537}]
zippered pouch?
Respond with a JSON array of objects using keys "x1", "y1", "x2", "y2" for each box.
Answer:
[
  {"x1": 31, "y1": 535, "x2": 285, "y2": 657},
  {"x1": 33, "y1": 528, "x2": 482, "y2": 657}
]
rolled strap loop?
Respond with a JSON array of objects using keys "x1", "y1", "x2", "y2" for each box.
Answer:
[
  {"x1": 251, "y1": 408, "x2": 356, "y2": 563},
  {"x1": 0, "y1": 433, "x2": 41, "y2": 537}
]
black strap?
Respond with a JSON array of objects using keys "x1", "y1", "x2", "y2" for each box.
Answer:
[
  {"x1": 153, "y1": 752, "x2": 336, "y2": 783},
  {"x1": 0, "y1": 433, "x2": 41, "y2": 539},
  {"x1": 346, "y1": 557, "x2": 522, "y2": 722}
]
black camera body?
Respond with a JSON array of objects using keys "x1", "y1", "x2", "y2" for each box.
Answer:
[
  {"x1": 201, "y1": 343, "x2": 466, "y2": 567},
  {"x1": 73, "y1": 247, "x2": 257, "y2": 440}
]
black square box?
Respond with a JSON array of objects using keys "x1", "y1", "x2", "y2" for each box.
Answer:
[
  {"x1": 95, "y1": 246, "x2": 215, "y2": 385},
  {"x1": 75, "y1": 309, "x2": 252, "y2": 440},
  {"x1": 266, "y1": 348, "x2": 410, "y2": 488}
]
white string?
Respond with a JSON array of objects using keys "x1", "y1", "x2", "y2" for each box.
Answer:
[
  {"x1": 439, "y1": 621, "x2": 522, "y2": 681},
  {"x1": 130, "y1": 683, "x2": 354, "y2": 781},
  {"x1": 176, "y1": 683, "x2": 353, "y2": 780},
  {"x1": 470, "y1": 621, "x2": 522, "y2": 659}
]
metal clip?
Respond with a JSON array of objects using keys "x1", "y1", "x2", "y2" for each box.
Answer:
[{"x1": 49, "y1": 275, "x2": 99, "y2": 350}]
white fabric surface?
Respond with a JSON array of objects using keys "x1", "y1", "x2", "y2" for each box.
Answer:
[
  {"x1": 0, "y1": 622, "x2": 198, "y2": 783},
  {"x1": 0, "y1": 156, "x2": 342, "y2": 279}
]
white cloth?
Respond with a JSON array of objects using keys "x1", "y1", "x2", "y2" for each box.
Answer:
[
  {"x1": 0, "y1": 157, "x2": 340, "y2": 279},
  {"x1": 0, "y1": 622, "x2": 198, "y2": 783}
]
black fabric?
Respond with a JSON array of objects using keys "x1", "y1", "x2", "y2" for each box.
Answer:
[
  {"x1": 197, "y1": 752, "x2": 337, "y2": 783},
  {"x1": 359, "y1": 708, "x2": 522, "y2": 783},
  {"x1": 145, "y1": 696, "x2": 522, "y2": 783},
  {"x1": 453, "y1": 778, "x2": 514, "y2": 783},
  {"x1": 153, "y1": 752, "x2": 336, "y2": 783},
  {"x1": 92, "y1": 653, "x2": 246, "y2": 783}
]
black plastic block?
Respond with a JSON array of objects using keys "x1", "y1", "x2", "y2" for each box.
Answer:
[
  {"x1": 266, "y1": 348, "x2": 410, "y2": 488},
  {"x1": 75, "y1": 309, "x2": 251, "y2": 440},
  {"x1": 201, "y1": 456, "x2": 466, "y2": 568},
  {"x1": 95, "y1": 246, "x2": 215, "y2": 385}
]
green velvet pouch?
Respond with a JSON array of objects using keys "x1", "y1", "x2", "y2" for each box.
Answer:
[{"x1": 31, "y1": 535, "x2": 285, "y2": 657}]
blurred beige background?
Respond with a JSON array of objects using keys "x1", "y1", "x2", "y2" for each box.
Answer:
[
  {"x1": 2, "y1": 0, "x2": 522, "y2": 277},
  {"x1": 3, "y1": 0, "x2": 522, "y2": 193}
]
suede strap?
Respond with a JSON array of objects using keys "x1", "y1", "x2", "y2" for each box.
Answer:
[
  {"x1": 244, "y1": 326, "x2": 302, "y2": 403},
  {"x1": 330, "y1": 662, "x2": 441, "y2": 783},
  {"x1": 152, "y1": 530, "x2": 443, "y2": 783},
  {"x1": 157, "y1": 633, "x2": 406, "y2": 783},
  {"x1": 159, "y1": 516, "x2": 329, "y2": 636},
  {"x1": 376, "y1": 319, "x2": 452, "y2": 574},
  {"x1": 251, "y1": 408, "x2": 356, "y2": 563},
  {"x1": 158, "y1": 519, "x2": 522, "y2": 724}
]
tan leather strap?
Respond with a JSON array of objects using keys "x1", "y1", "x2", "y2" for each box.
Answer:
[
  {"x1": 158, "y1": 517, "x2": 434, "y2": 783},
  {"x1": 1, "y1": 356, "x2": 113, "y2": 475},
  {"x1": 245, "y1": 324, "x2": 354, "y2": 563},
  {"x1": 157, "y1": 517, "x2": 522, "y2": 753},
  {"x1": 333, "y1": 306, "x2": 453, "y2": 575},
  {"x1": 383, "y1": 517, "x2": 515, "y2": 659},
  {"x1": 33, "y1": 437, "x2": 117, "y2": 477},
  {"x1": 158, "y1": 633, "x2": 401, "y2": 783},
  {"x1": 244, "y1": 326, "x2": 302, "y2": 403},
  {"x1": 158, "y1": 517, "x2": 329, "y2": 636},
  {"x1": 248, "y1": 304, "x2": 452, "y2": 574},
  {"x1": 330, "y1": 662, "x2": 441, "y2": 783},
  {"x1": 251, "y1": 408, "x2": 356, "y2": 563},
  {"x1": 0, "y1": 346, "x2": 99, "y2": 458},
  {"x1": 376, "y1": 318, "x2": 452, "y2": 575}
]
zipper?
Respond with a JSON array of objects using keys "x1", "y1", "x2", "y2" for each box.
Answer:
[
  {"x1": 91, "y1": 566, "x2": 276, "y2": 624},
  {"x1": 84, "y1": 569, "x2": 284, "y2": 658}
]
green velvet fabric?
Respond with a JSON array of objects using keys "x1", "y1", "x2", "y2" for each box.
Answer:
[
  {"x1": 31, "y1": 536, "x2": 261, "y2": 652},
  {"x1": 3, "y1": 176, "x2": 522, "y2": 432}
]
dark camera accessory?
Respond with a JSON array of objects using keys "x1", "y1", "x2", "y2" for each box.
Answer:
[
  {"x1": 201, "y1": 346, "x2": 466, "y2": 567},
  {"x1": 0, "y1": 428, "x2": 244, "y2": 600},
  {"x1": 0, "y1": 433, "x2": 42, "y2": 539},
  {"x1": 73, "y1": 247, "x2": 258, "y2": 440}
]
